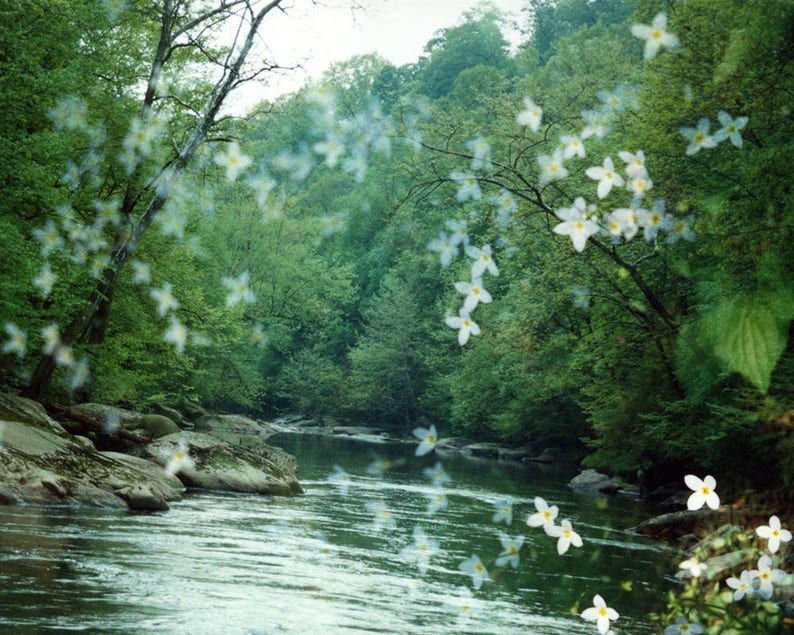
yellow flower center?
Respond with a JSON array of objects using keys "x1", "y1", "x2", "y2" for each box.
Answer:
[
  {"x1": 598, "y1": 607, "x2": 608, "y2": 618},
  {"x1": 773, "y1": 529, "x2": 780, "y2": 537},
  {"x1": 427, "y1": 434, "x2": 436, "y2": 443},
  {"x1": 575, "y1": 221, "x2": 585, "y2": 230},
  {"x1": 475, "y1": 563, "x2": 483, "y2": 573},
  {"x1": 605, "y1": 171, "x2": 613, "y2": 179},
  {"x1": 701, "y1": 486, "x2": 711, "y2": 496},
  {"x1": 651, "y1": 29, "x2": 663, "y2": 40}
]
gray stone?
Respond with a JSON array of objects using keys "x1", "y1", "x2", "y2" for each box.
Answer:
[
  {"x1": 138, "y1": 414, "x2": 180, "y2": 439},
  {"x1": 0, "y1": 393, "x2": 184, "y2": 509},
  {"x1": 70, "y1": 402, "x2": 142, "y2": 430},
  {"x1": 460, "y1": 442, "x2": 502, "y2": 458},
  {"x1": 148, "y1": 402, "x2": 185, "y2": 426},
  {"x1": 143, "y1": 432, "x2": 302, "y2": 496},
  {"x1": 568, "y1": 468, "x2": 623, "y2": 493},
  {"x1": 116, "y1": 484, "x2": 169, "y2": 512}
]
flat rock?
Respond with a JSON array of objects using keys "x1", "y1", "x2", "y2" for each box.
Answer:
[
  {"x1": 0, "y1": 393, "x2": 183, "y2": 510},
  {"x1": 143, "y1": 432, "x2": 302, "y2": 496}
]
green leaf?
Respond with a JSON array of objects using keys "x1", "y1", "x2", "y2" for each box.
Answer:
[{"x1": 709, "y1": 295, "x2": 792, "y2": 393}]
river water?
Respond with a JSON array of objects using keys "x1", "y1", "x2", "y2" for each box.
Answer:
[{"x1": 0, "y1": 432, "x2": 678, "y2": 634}]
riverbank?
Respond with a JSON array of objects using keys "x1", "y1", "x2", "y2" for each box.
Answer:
[{"x1": 0, "y1": 392, "x2": 301, "y2": 511}]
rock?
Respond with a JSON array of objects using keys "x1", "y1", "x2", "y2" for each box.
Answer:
[
  {"x1": 116, "y1": 484, "x2": 170, "y2": 512},
  {"x1": 179, "y1": 400, "x2": 207, "y2": 421},
  {"x1": 0, "y1": 393, "x2": 184, "y2": 510},
  {"x1": 630, "y1": 509, "x2": 731, "y2": 541},
  {"x1": 149, "y1": 402, "x2": 185, "y2": 427},
  {"x1": 568, "y1": 468, "x2": 623, "y2": 494},
  {"x1": 498, "y1": 446, "x2": 533, "y2": 461},
  {"x1": 0, "y1": 392, "x2": 67, "y2": 432},
  {"x1": 0, "y1": 486, "x2": 18, "y2": 505},
  {"x1": 435, "y1": 437, "x2": 470, "y2": 451},
  {"x1": 143, "y1": 432, "x2": 302, "y2": 496},
  {"x1": 137, "y1": 414, "x2": 180, "y2": 439},
  {"x1": 524, "y1": 447, "x2": 572, "y2": 464},
  {"x1": 460, "y1": 442, "x2": 503, "y2": 459},
  {"x1": 70, "y1": 403, "x2": 143, "y2": 430}
]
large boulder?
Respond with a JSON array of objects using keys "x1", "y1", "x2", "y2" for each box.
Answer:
[
  {"x1": 143, "y1": 432, "x2": 303, "y2": 496},
  {"x1": 568, "y1": 468, "x2": 624, "y2": 494},
  {"x1": 0, "y1": 394, "x2": 184, "y2": 510},
  {"x1": 136, "y1": 414, "x2": 180, "y2": 439}
]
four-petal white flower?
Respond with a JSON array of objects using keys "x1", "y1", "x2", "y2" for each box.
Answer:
[
  {"x1": 684, "y1": 474, "x2": 720, "y2": 511},
  {"x1": 756, "y1": 515, "x2": 792, "y2": 554},
  {"x1": 581, "y1": 594, "x2": 619, "y2": 635}
]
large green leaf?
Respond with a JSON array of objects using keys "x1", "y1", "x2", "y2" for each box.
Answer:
[{"x1": 707, "y1": 293, "x2": 794, "y2": 394}]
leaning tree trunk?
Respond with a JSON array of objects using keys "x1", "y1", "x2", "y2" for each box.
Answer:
[{"x1": 23, "y1": 0, "x2": 283, "y2": 401}]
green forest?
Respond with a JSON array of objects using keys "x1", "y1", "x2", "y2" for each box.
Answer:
[{"x1": 2, "y1": 0, "x2": 793, "y2": 498}]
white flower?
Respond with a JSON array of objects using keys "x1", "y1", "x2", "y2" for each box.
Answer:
[
  {"x1": 606, "y1": 208, "x2": 640, "y2": 242},
  {"x1": 400, "y1": 525, "x2": 439, "y2": 574},
  {"x1": 714, "y1": 110, "x2": 748, "y2": 148},
  {"x1": 32, "y1": 220, "x2": 64, "y2": 257},
  {"x1": 680, "y1": 118, "x2": 717, "y2": 155},
  {"x1": 537, "y1": 148, "x2": 568, "y2": 186},
  {"x1": 165, "y1": 438, "x2": 194, "y2": 476},
  {"x1": 466, "y1": 135, "x2": 492, "y2": 171},
  {"x1": 581, "y1": 109, "x2": 609, "y2": 139},
  {"x1": 445, "y1": 219, "x2": 469, "y2": 249},
  {"x1": 637, "y1": 199, "x2": 673, "y2": 242},
  {"x1": 445, "y1": 309, "x2": 480, "y2": 346},
  {"x1": 666, "y1": 216, "x2": 696, "y2": 244},
  {"x1": 548, "y1": 519, "x2": 583, "y2": 555},
  {"x1": 560, "y1": 134, "x2": 586, "y2": 159},
  {"x1": 495, "y1": 533, "x2": 524, "y2": 568},
  {"x1": 328, "y1": 464, "x2": 351, "y2": 495},
  {"x1": 527, "y1": 496, "x2": 559, "y2": 535},
  {"x1": 756, "y1": 515, "x2": 792, "y2": 554},
  {"x1": 679, "y1": 556, "x2": 707, "y2": 578},
  {"x1": 445, "y1": 586, "x2": 480, "y2": 626},
  {"x1": 313, "y1": 134, "x2": 345, "y2": 167},
  {"x1": 423, "y1": 461, "x2": 451, "y2": 487},
  {"x1": 425, "y1": 490, "x2": 448, "y2": 516},
  {"x1": 517, "y1": 97, "x2": 543, "y2": 131},
  {"x1": 581, "y1": 594, "x2": 619, "y2": 635},
  {"x1": 150, "y1": 283, "x2": 179, "y2": 317},
  {"x1": 412, "y1": 424, "x2": 438, "y2": 456},
  {"x1": 454, "y1": 278, "x2": 492, "y2": 314},
  {"x1": 365, "y1": 499, "x2": 397, "y2": 532},
  {"x1": 631, "y1": 12, "x2": 680, "y2": 60},
  {"x1": 750, "y1": 554, "x2": 788, "y2": 599},
  {"x1": 68, "y1": 357, "x2": 90, "y2": 391},
  {"x1": 466, "y1": 244, "x2": 499, "y2": 278},
  {"x1": 553, "y1": 197, "x2": 599, "y2": 253},
  {"x1": 427, "y1": 231, "x2": 456, "y2": 268},
  {"x1": 3, "y1": 323, "x2": 27, "y2": 359},
  {"x1": 684, "y1": 474, "x2": 720, "y2": 511},
  {"x1": 130, "y1": 260, "x2": 151, "y2": 285},
  {"x1": 585, "y1": 156, "x2": 624, "y2": 199},
  {"x1": 163, "y1": 315, "x2": 187, "y2": 354},
  {"x1": 222, "y1": 271, "x2": 256, "y2": 308},
  {"x1": 726, "y1": 569, "x2": 754, "y2": 601},
  {"x1": 449, "y1": 170, "x2": 482, "y2": 202},
  {"x1": 492, "y1": 500, "x2": 513, "y2": 525},
  {"x1": 458, "y1": 554, "x2": 488, "y2": 590},
  {"x1": 41, "y1": 323, "x2": 60, "y2": 355},
  {"x1": 33, "y1": 263, "x2": 57, "y2": 297},
  {"x1": 618, "y1": 150, "x2": 649, "y2": 179},
  {"x1": 664, "y1": 616, "x2": 704, "y2": 635},
  {"x1": 214, "y1": 141, "x2": 252, "y2": 181}
]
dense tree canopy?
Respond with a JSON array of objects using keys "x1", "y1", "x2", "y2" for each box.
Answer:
[{"x1": 2, "y1": 0, "x2": 793, "y2": 510}]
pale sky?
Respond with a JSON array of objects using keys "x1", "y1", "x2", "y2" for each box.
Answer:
[{"x1": 232, "y1": 0, "x2": 527, "y2": 110}]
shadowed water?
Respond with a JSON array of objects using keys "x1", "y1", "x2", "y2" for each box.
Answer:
[{"x1": 0, "y1": 433, "x2": 677, "y2": 634}]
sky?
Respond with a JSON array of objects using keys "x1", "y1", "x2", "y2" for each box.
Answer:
[{"x1": 231, "y1": 0, "x2": 528, "y2": 111}]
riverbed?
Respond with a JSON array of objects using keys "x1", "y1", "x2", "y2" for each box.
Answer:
[{"x1": 0, "y1": 432, "x2": 678, "y2": 633}]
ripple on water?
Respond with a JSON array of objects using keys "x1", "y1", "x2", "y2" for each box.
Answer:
[{"x1": 0, "y1": 436, "x2": 673, "y2": 634}]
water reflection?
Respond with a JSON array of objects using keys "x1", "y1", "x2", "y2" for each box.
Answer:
[{"x1": 0, "y1": 433, "x2": 676, "y2": 634}]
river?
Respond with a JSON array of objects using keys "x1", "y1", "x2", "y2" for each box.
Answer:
[{"x1": 0, "y1": 432, "x2": 678, "y2": 634}]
